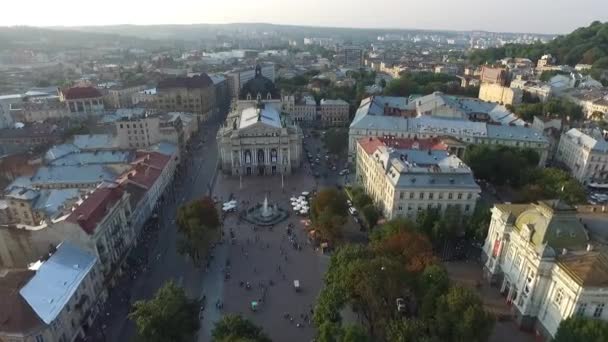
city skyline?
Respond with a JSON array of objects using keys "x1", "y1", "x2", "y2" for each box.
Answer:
[{"x1": 3, "y1": 0, "x2": 608, "y2": 34}]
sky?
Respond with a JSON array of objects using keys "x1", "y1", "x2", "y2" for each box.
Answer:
[{"x1": 2, "y1": 0, "x2": 608, "y2": 34}]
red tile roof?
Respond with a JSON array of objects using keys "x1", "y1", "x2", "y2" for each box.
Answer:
[
  {"x1": 62, "y1": 86, "x2": 102, "y2": 100},
  {"x1": 134, "y1": 151, "x2": 171, "y2": 170},
  {"x1": 66, "y1": 187, "x2": 124, "y2": 235},
  {"x1": 127, "y1": 164, "x2": 162, "y2": 189},
  {"x1": 358, "y1": 136, "x2": 448, "y2": 155},
  {"x1": 0, "y1": 270, "x2": 43, "y2": 333}
]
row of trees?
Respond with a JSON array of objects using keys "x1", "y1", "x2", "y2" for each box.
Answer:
[
  {"x1": 507, "y1": 98, "x2": 584, "y2": 122},
  {"x1": 383, "y1": 71, "x2": 479, "y2": 98},
  {"x1": 128, "y1": 277, "x2": 608, "y2": 342},
  {"x1": 311, "y1": 188, "x2": 349, "y2": 242},
  {"x1": 129, "y1": 281, "x2": 271, "y2": 341},
  {"x1": 348, "y1": 186, "x2": 380, "y2": 229},
  {"x1": 314, "y1": 219, "x2": 494, "y2": 342},
  {"x1": 464, "y1": 145, "x2": 586, "y2": 204}
]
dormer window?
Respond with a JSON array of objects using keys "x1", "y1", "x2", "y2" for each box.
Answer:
[{"x1": 247, "y1": 94, "x2": 252, "y2": 100}]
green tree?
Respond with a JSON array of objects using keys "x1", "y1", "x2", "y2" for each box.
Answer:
[
  {"x1": 176, "y1": 197, "x2": 220, "y2": 265},
  {"x1": 433, "y1": 286, "x2": 494, "y2": 342},
  {"x1": 211, "y1": 314, "x2": 271, "y2": 342},
  {"x1": 311, "y1": 188, "x2": 348, "y2": 242},
  {"x1": 129, "y1": 281, "x2": 199, "y2": 342},
  {"x1": 324, "y1": 128, "x2": 349, "y2": 156},
  {"x1": 361, "y1": 204, "x2": 380, "y2": 229},
  {"x1": 554, "y1": 316, "x2": 608, "y2": 342}
]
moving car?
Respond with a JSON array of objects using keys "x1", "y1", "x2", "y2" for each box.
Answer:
[
  {"x1": 294, "y1": 280, "x2": 301, "y2": 292},
  {"x1": 348, "y1": 206, "x2": 357, "y2": 215}
]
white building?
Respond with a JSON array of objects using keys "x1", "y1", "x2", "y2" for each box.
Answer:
[
  {"x1": 349, "y1": 96, "x2": 549, "y2": 165},
  {"x1": 356, "y1": 137, "x2": 480, "y2": 220},
  {"x1": 0, "y1": 242, "x2": 106, "y2": 342},
  {"x1": 482, "y1": 201, "x2": 608, "y2": 339},
  {"x1": 556, "y1": 128, "x2": 608, "y2": 184},
  {"x1": 510, "y1": 78, "x2": 553, "y2": 102}
]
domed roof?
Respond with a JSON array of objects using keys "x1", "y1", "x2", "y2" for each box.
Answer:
[
  {"x1": 239, "y1": 65, "x2": 280, "y2": 100},
  {"x1": 514, "y1": 202, "x2": 587, "y2": 250}
]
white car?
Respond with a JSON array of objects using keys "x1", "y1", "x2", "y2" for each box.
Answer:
[
  {"x1": 347, "y1": 200, "x2": 353, "y2": 207},
  {"x1": 348, "y1": 207, "x2": 357, "y2": 215},
  {"x1": 396, "y1": 298, "x2": 406, "y2": 312}
]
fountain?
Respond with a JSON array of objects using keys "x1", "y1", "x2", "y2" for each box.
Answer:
[
  {"x1": 261, "y1": 196, "x2": 271, "y2": 217},
  {"x1": 241, "y1": 195, "x2": 289, "y2": 226}
]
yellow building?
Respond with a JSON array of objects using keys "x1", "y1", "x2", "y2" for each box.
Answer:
[{"x1": 479, "y1": 83, "x2": 523, "y2": 106}]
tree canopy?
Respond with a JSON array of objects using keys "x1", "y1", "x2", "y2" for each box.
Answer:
[
  {"x1": 211, "y1": 314, "x2": 272, "y2": 342},
  {"x1": 128, "y1": 281, "x2": 200, "y2": 342},
  {"x1": 469, "y1": 21, "x2": 608, "y2": 67},
  {"x1": 383, "y1": 72, "x2": 479, "y2": 98},
  {"x1": 324, "y1": 128, "x2": 349, "y2": 156},
  {"x1": 311, "y1": 188, "x2": 349, "y2": 242},
  {"x1": 512, "y1": 98, "x2": 584, "y2": 122},
  {"x1": 554, "y1": 316, "x2": 608, "y2": 342},
  {"x1": 176, "y1": 197, "x2": 220, "y2": 265},
  {"x1": 464, "y1": 145, "x2": 540, "y2": 186},
  {"x1": 315, "y1": 219, "x2": 494, "y2": 342}
]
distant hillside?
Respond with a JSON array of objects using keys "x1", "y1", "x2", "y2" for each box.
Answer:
[
  {"x1": 469, "y1": 21, "x2": 608, "y2": 69},
  {"x1": 0, "y1": 26, "x2": 174, "y2": 52}
]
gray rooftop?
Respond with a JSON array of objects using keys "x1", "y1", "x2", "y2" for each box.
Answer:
[
  {"x1": 32, "y1": 165, "x2": 119, "y2": 185},
  {"x1": 20, "y1": 242, "x2": 96, "y2": 325},
  {"x1": 72, "y1": 134, "x2": 118, "y2": 150},
  {"x1": 49, "y1": 150, "x2": 134, "y2": 166}
]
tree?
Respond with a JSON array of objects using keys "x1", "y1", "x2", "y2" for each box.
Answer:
[
  {"x1": 129, "y1": 281, "x2": 199, "y2": 342},
  {"x1": 466, "y1": 203, "x2": 492, "y2": 242},
  {"x1": 212, "y1": 314, "x2": 271, "y2": 342},
  {"x1": 361, "y1": 204, "x2": 380, "y2": 229},
  {"x1": 176, "y1": 197, "x2": 220, "y2": 265},
  {"x1": 554, "y1": 316, "x2": 608, "y2": 342},
  {"x1": 433, "y1": 286, "x2": 494, "y2": 342},
  {"x1": 324, "y1": 128, "x2": 349, "y2": 156},
  {"x1": 464, "y1": 145, "x2": 539, "y2": 186},
  {"x1": 521, "y1": 168, "x2": 587, "y2": 205},
  {"x1": 591, "y1": 111, "x2": 605, "y2": 121}
]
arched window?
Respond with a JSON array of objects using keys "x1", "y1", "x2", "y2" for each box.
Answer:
[
  {"x1": 257, "y1": 149, "x2": 265, "y2": 164},
  {"x1": 244, "y1": 150, "x2": 252, "y2": 164},
  {"x1": 271, "y1": 149, "x2": 277, "y2": 163}
]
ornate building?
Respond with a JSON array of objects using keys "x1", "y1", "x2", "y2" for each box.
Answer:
[{"x1": 217, "y1": 101, "x2": 302, "y2": 176}]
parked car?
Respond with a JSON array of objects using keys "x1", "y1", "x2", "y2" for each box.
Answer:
[
  {"x1": 396, "y1": 298, "x2": 406, "y2": 312},
  {"x1": 348, "y1": 206, "x2": 357, "y2": 215}
]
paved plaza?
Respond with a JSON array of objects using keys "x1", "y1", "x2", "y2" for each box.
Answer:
[{"x1": 198, "y1": 171, "x2": 329, "y2": 341}]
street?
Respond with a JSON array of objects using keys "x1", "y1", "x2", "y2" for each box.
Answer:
[{"x1": 86, "y1": 115, "x2": 223, "y2": 342}]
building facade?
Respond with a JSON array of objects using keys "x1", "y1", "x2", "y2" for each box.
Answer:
[
  {"x1": 356, "y1": 137, "x2": 480, "y2": 220},
  {"x1": 320, "y1": 99, "x2": 349, "y2": 126},
  {"x1": 481, "y1": 201, "x2": 608, "y2": 339},
  {"x1": 349, "y1": 96, "x2": 549, "y2": 165},
  {"x1": 556, "y1": 128, "x2": 608, "y2": 184},
  {"x1": 59, "y1": 87, "x2": 105, "y2": 115},
  {"x1": 479, "y1": 83, "x2": 523, "y2": 106},
  {"x1": 217, "y1": 101, "x2": 303, "y2": 176},
  {"x1": 0, "y1": 243, "x2": 106, "y2": 342},
  {"x1": 155, "y1": 74, "x2": 216, "y2": 122},
  {"x1": 105, "y1": 85, "x2": 147, "y2": 109}
]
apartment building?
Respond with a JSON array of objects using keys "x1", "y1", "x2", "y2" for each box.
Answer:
[
  {"x1": 349, "y1": 96, "x2": 549, "y2": 165},
  {"x1": 0, "y1": 242, "x2": 106, "y2": 342},
  {"x1": 480, "y1": 66, "x2": 508, "y2": 86},
  {"x1": 59, "y1": 86, "x2": 105, "y2": 115},
  {"x1": 155, "y1": 74, "x2": 216, "y2": 122},
  {"x1": 356, "y1": 137, "x2": 480, "y2": 220},
  {"x1": 61, "y1": 185, "x2": 134, "y2": 281},
  {"x1": 510, "y1": 78, "x2": 553, "y2": 102},
  {"x1": 482, "y1": 200, "x2": 608, "y2": 339},
  {"x1": 320, "y1": 99, "x2": 349, "y2": 127},
  {"x1": 105, "y1": 85, "x2": 147, "y2": 109},
  {"x1": 479, "y1": 83, "x2": 523, "y2": 106},
  {"x1": 556, "y1": 128, "x2": 608, "y2": 184}
]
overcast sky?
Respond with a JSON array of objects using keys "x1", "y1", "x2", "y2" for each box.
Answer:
[{"x1": 3, "y1": 0, "x2": 607, "y2": 34}]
